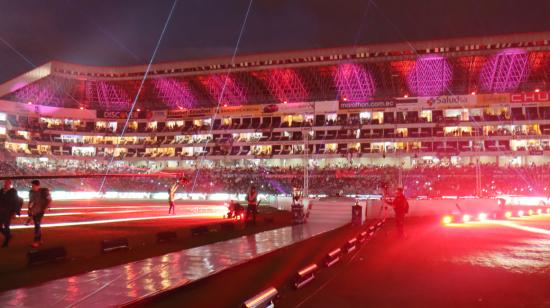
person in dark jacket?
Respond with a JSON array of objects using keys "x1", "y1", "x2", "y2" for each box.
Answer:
[
  {"x1": 246, "y1": 186, "x2": 258, "y2": 224},
  {"x1": 28, "y1": 180, "x2": 51, "y2": 248},
  {"x1": 0, "y1": 179, "x2": 20, "y2": 248},
  {"x1": 385, "y1": 187, "x2": 409, "y2": 238}
]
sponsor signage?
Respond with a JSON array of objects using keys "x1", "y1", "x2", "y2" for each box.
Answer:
[
  {"x1": 167, "y1": 109, "x2": 187, "y2": 119},
  {"x1": 395, "y1": 98, "x2": 419, "y2": 111},
  {"x1": 421, "y1": 95, "x2": 476, "y2": 108},
  {"x1": 476, "y1": 93, "x2": 510, "y2": 105},
  {"x1": 98, "y1": 110, "x2": 149, "y2": 119},
  {"x1": 274, "y1": 102, "x2": 314, "y2": 114},
  {"x1": 150, "y1": 110, "x2": 167, "y2": 120},
  {"x1": 339, "y1": 100, "x2": 396, "y2": 110},
  {"x1": 263, "y1": 104, "x2": 279, "y2": 113},
  {"x1": 186, "y1": 107, "x2": 215, "y2": 117},
  {"x1": 511, "y1": 92, "x2": 550, "y2": 103},
  {"x1": 98, "y1": 111, "x2": 147, "y2": 119},
  {"x1": 220, "y1": 104, "x2": 263, "y2": 116},
  {"x1": 395, "y1": 98, "x2": 418, "y2": 104},
  {"x1": 314, "y1": 100, "x2": 339, "y2": 113}
]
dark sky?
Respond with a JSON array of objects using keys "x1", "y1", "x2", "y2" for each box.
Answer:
[{"x1": 0, "y1": 0, "x2": 549, "y2": 82}]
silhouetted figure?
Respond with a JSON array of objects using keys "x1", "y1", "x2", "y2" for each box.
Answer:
[
  {"x1": 246, "y1": 186, "x2": 258, "y2": 224},
  {"x1": 0, "y1": 179, "x2": 22, "y2": 248},
  {"x1": 385, "y1": 187, "x2": 409, "y2": 238},
  {"x1": 28, "y1": 180, "x2": 51, "y2": 248},
  {"x1": 168, "y1": 182, "x2": 179, "y2": 215}
]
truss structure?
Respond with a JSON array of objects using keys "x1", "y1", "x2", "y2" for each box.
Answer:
[
  {"x1": 480, "y1": 49, "x2": 529, "y2": 92},
  {"x1": 198, "y1": 74, "x2": 247, "y2": 106},
  {"x1": 153, "y1": 78, "x2": 196, "y2": 109},
  {"x1": 334, "y1": 63, "x2": 376, "y2": 102},
  {"x1": 253, "y1": 68, "x2": 308, "y2": 103},
  {"x1": 12, "y1": 76, "x2": 78, "y2": 107},
  {"x1": 87, "y1": 81, "x2": 131, "y2": 111},
  {"x1": 406, "y1": 55, "x2": 452, "y2": 96},
  {"x1": 1, "y1": 49, "x2": 549, "y2": 110}
]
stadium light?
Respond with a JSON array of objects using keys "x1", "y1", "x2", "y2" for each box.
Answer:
[
  {"x1": 535, "y1": 88, "x2": 540, "y2": 92},
  {"x1": 517, "y1": 210, "x2": 525, "y2": 217},
  {"x1": 344, "y1": 237, "x2": 358, "y2": 254},
  {"x1": 471, "y1": 91, "x2": 476, "y2": 95},
  {"x1": 442, "y1": 215, "x2": 453, "y2": 224},
  {"x1": 477, "y1": 213, "x2": 488, "y2": 221},
  {"x1": 504, "y1": 211, "x2": 513, "y2": 218},
  {"x1": 528, "y1": 209, "x2": 534, "y2": 216},
  {"x1": 537, "y1": 208, "x2": 543, "y2": 215},
  {"x1": 294, "y1": 264, "x2": 318, "y2": 289},
  {"x1": 462, "y1": 214, "x2": 471, "y2": 223},
  {"x1": 242, "y1": 287, "x2": 278, "y2": 308},
  {"x1": 324, "y1": 248, "x2": 342, "y2": 267},
  {"x1": 358, "y1": 230, "x2": 368, "y2": 244}
]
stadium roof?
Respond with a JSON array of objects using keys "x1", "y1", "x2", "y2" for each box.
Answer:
[{"x1": 1, "y1": 31, "x2": 549, "y2": 111}]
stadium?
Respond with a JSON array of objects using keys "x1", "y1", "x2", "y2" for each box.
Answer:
[
  {"x1": 1, "y1": 2, "x2": 550, "y2": 307},
  {"x1": 1, "y1": 31, "x2": 550, "y2": 199}
]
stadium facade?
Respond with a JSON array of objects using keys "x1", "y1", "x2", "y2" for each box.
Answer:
[{"x1": 0, "y1": 31, "x2": 549, "y2": 171}]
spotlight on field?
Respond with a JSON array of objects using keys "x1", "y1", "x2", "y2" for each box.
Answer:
[
  {"x1": 294, "y1": 264, "x2": 318, "y2": 289},
  {"x1": 442, "y1": 215, "x2": 453, "y2": 225},
  {"x1": 242, "y1": 287, "x2": 278, "y2": 308},
  {"x1": 477, "y1": 213, "x2": 488, "y2": 221},
  {"x1": 462, "y1": 214, "x2": 471, "y2": 223}
]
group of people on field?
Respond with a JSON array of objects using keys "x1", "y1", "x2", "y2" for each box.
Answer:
[
  {"x1": 0, "y1": 179, "x2": 51, "y2": 248},
  {"x1": 1, "y1": 175, "x2": 409, "y2": 249},
  {"x1": 168, "y1": 176, "x2": 260, "y2": 224}
]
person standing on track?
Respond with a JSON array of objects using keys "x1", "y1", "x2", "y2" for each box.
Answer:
[
  {"x1": 168, "y1": 180, "x2": 179, "y2": 215},
  {"x1": 28, "y1": 180, "x2": 51, "y2": 248},
  {"x1": 246, "y1": 185, "x2": 258, "y2": 224},
  {"x1": 0, "y1": 179, "x2": 22, "y2": 248},
  {"x1": 385, "y1": 187, "x2": 409, "y2": 238},
  {"x1": 168, "y1": 176, "x2": 189, "y2": 215}
]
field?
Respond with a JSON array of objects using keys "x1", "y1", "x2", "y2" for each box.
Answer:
[
  {"x1": 0, "y1": 199, "x2": 291, "y2": 292},
  {"x1": 140, "y1": 214, "x2": 550, "y2": 308}
]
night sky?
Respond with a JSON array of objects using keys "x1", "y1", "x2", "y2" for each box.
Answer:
[{"x1": 0, "y1": 0, "x2": 549, "y2": 82}]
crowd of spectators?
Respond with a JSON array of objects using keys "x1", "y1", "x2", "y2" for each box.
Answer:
[{"x1": 1, "y1": 160, "x2": 549, "y2": 198}]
